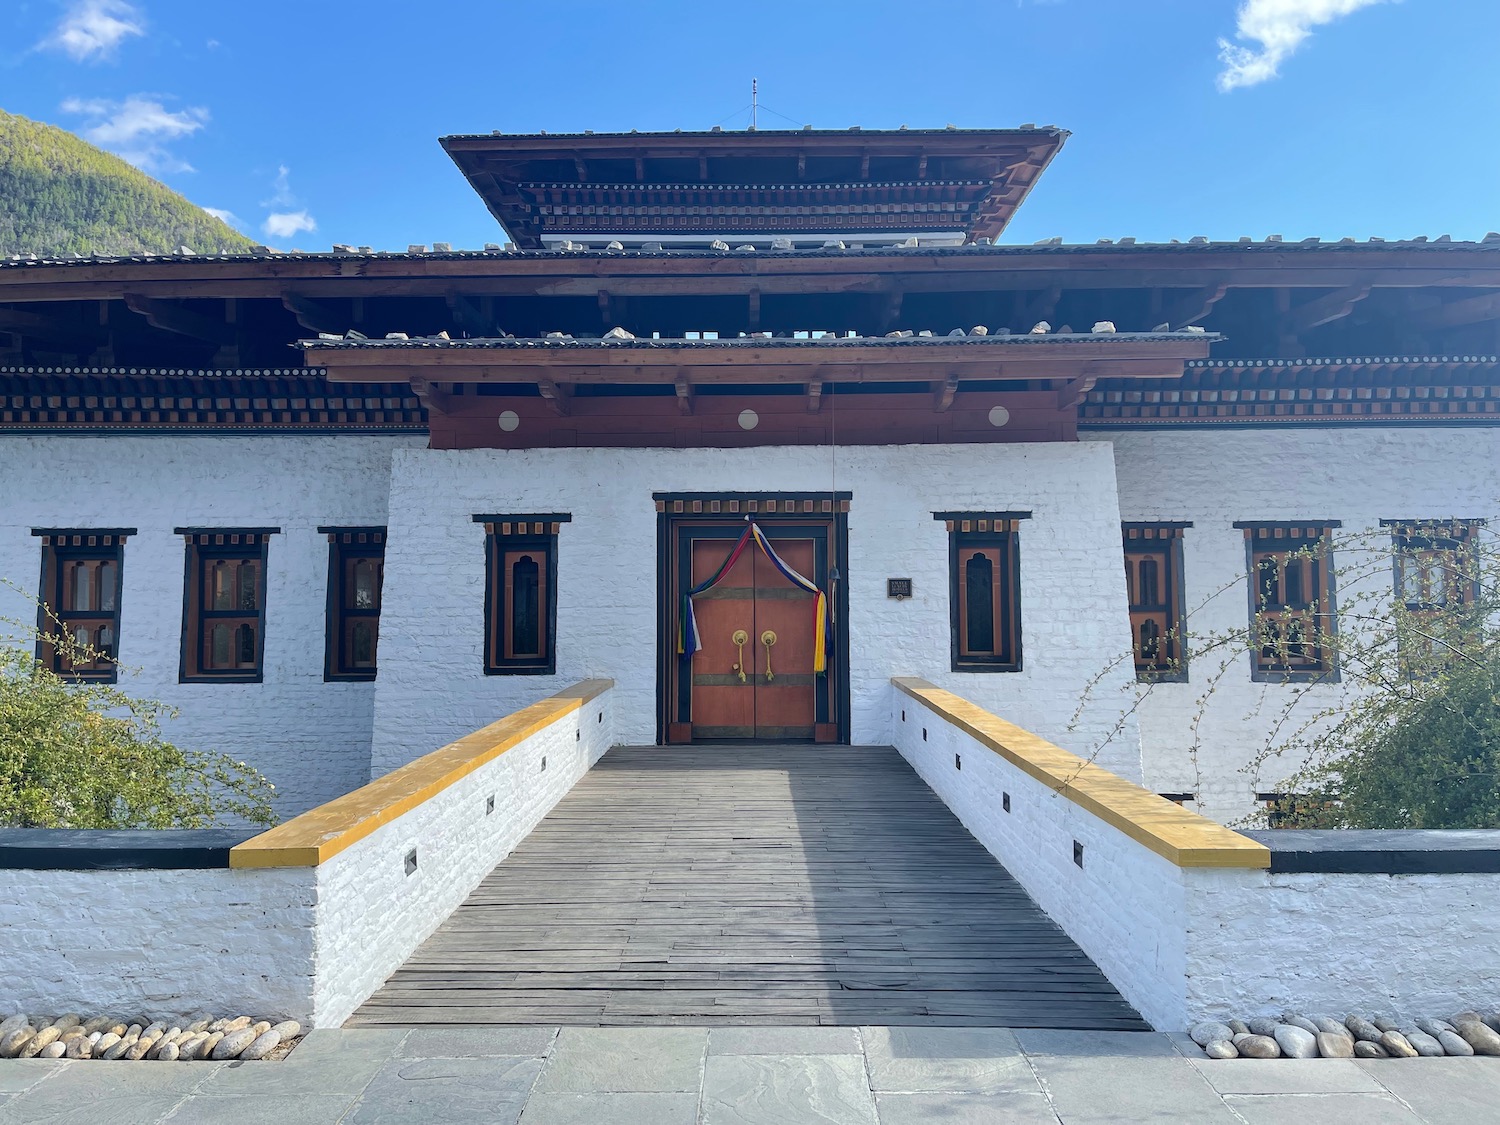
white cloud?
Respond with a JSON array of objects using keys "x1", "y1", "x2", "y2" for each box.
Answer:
[
  {"x1": 1217, "y1": 0, "x2": 1390, "y2": 91},
  {"x1": 202, "y1": 207, "x2": 242, "y2": 229},
  {"x1": 39, "y1": 0, "x2": 145, "y2": 62},
  {"x1": 61, "y1": 94, "x2": 208, "y2": 173},
  {"x1": 263, "y1": 210, "x2": 317, "y2": 239},
  {"x1": 261, "y1": 164, "x2": 296, "y2": 209}
]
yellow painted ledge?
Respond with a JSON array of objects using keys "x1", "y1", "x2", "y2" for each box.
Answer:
[
  {"x1": 892, "y1": 677, "x2": 1270, "y2": 869},
  {"x1": 230, "y1": 679, "x2": 613, "y2": 869}
]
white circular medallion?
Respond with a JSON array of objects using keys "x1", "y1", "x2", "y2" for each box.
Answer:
[
  {"x1": 737, "y1": 408, "x2": 760, "y2": 431},
  {"x1": 988, "y1": 405, "x2": 1011, "y2": 428},
  {"x1": 497, "y1": 410, "x2": 520, "y2": 432}
]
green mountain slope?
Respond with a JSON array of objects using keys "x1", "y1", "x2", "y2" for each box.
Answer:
[{"x1": 0, "y1": 109, "x2": 257, "y2": 258}]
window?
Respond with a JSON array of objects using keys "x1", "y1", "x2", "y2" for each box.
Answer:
[
  {"x1": 475, "y1": 514, "x2": 569, "y2": 675},
  {"x1": 33, "y1": 529, "x2": 133, "y2": 682},
  {"x1": 178, "y1": 528, "x2": 276, "y2": 683},
  {"x1": 1123, "y1": 524, "x2": 1189, "y2": 681},
  {"x1": 937, "y1": 512, "x2": 1027, "y2": 672},
  {"x1": 1237, "y1": 522, "x2": 1339, "y2": 681},
  {"x1": 1384, "y1": 519, "x2": 1482, "y2": 671},
  {"x1": 322, "y1": 527, "x2": 385, "y2": 681}
]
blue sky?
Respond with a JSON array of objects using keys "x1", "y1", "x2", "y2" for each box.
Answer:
[{"x1": 3, "y1": 0, "x2": 1497, "y2": 250}]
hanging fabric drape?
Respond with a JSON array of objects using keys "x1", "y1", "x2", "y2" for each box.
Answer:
[{"x1": 678, "y1": 522, "x2": 828, "y2": 673}]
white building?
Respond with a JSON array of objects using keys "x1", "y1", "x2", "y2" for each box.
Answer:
[{"x1": 3, "y1": 125, "x2": 1496, "y2": 823}]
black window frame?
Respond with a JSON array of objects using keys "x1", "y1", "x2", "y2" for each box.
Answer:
[
  {"x1": 32, "y1": 528, "x2": 135, "y2": 683},
  {"x1": 177, "y1": 528, "x2": 278, "y2": 684},
  {"x1": 936, "y1": 511, "x2": 1029, "y2": 673},
  {"x1": 321, "y1": 526, "x2": 386, "y2": 682},
  {"x1": 474, "y1": 514, "x2": 570, "y2": 676},
  {"x1": 1236, "y1": 521, "x2": 1340, "y2": 684},
  {"x1": 1123, "y1": 523, "x2": 1190, "y2": 683}
]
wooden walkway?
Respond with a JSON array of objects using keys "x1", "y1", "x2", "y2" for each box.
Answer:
[{"x1": 350, "y1": 745, "x2": 1149, "y2": 1029}]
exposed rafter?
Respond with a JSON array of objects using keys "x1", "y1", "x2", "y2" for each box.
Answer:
[
  {"x1": 1288, "y1": 284, "x2": 1372, "y2": 333},
  {"x1": 807, "y1": 377, "x2": 824, "y2": 413},
  {"x1": 1056, "y1": 370, "x2": 1100, "y2": 410},
  {"x1": 1162, "y1": 284, "x2": 1228, "y2": 330},
  {"x1": 1408, "y1": 290, "x2": 1500, "y2": 331},
  {"x1": 122, "y1": 294, "x2": 234, "y2": 344},
  {"x1": 408, "y1": 377, "x2": 453, "y2": 414},
  {"x1": 675, "y1": 375, "x2": 694, "y2": 415},
  {"x1": 934, "y1": 373, "x2": 960, "y2": 413},
  {"x1": 282, "y1": 294, "x2": 346, "y2": 335},
  {"x1": 0, "y1": 307, "x2": 105, "y2": 345},
  {"x1": 537, "y1": 376, "x2": 572, "y2": 416}
]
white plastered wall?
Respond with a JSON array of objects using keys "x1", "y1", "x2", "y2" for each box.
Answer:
[
  {"x1": 371, "y1": 442, "x2": 1144, "y2": 779},
  {"x1": 1089, "y1": 427, "x2": 1500, "y2": 822},
  {"x1": 0, "y1": 434, "x2": 424, "y2": 816}
]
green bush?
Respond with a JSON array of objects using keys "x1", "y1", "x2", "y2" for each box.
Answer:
[
  {"x1": 0, "y1": 641, "x2": 276, "y2": 829},
  {"x1": 1279, "y1": 656, "x2": 1500, "y2": 829}
]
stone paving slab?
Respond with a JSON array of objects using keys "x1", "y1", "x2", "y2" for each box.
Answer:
[{"x1": 1, "y1": 1028, "x2": 1498, "y2": 1124}]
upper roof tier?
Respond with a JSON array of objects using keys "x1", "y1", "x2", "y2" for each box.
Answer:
[{"x1": 440, "y1": 126, "x2": 1069, "y2": 248}]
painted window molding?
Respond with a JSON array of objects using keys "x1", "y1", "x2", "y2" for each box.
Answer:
[
  {"x1": 473, "y1": 514, "x2": 571, "y2": 676},
  {"x1": 1381, "y1": 517, "x2": 1484, "y2": 672},
  {"x1": 1235, "y1": 521, "x2": 1341, "y2": 683},
  {"x1": 320, "y1": 526, "x2": 386, "y2": 682},
  {"x1": 176, "y1": 528, "x2": 278, "y2": 684},
  {"x1": 934, "y1": 511, "x2": 1030, "y2": 673},
  {"x1": 1123, "y1": 523, "x2": 1190, "y2": 683},
  {"x1": 31, "y1": 528, "x2": 135, "y2": 683}
]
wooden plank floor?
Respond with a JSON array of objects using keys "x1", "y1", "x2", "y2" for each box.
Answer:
[{"x1": 350, "y1": 745, "x2": 1150, "y2": 1029}]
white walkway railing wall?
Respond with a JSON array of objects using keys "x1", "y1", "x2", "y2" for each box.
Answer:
[
  {"x1": 891, "y1": 677, "x2": 1500, "y2": 1030},
  {"x1": 0, "y1": 680, "x2": 614, "y2": 1027}
]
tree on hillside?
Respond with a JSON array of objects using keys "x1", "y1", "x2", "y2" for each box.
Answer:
[{"x1": 0, "y1": 110, "x2": 257, "y2": 258}]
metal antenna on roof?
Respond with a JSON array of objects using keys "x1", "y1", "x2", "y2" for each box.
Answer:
[{"x1": 750, "y1": 78, "x2": 758, "y2": 131}]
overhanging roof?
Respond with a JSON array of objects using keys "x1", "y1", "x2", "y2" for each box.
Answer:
[
  {"x1": 439, "y1": 127, "x2": 1069, "y2": 247},
  {"x1": 302, "y1": 329, "x2": 1216, "y2": 386}
]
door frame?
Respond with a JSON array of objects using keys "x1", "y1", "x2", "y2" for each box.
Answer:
[{"x1": 654, "y1": 492, "x2": 851, "y2": 746}]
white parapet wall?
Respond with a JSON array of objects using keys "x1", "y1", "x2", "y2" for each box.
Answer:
[
  {"x1": 0, "y1": 863, "x2": 315, "y2": 1022},
  {"x1": 891, "y1": 677, "x2": 1500, "y2": 1029},
  {"x1": 0, "y1": 680, "x2": 613, "y2": 1026}
]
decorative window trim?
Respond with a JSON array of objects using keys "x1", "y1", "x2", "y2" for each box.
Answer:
[
  {"x1": 176, "y1": 528, "x2": 278, "y2": 684},
  {"x1": 320, "y1": 526, "x2": 386, "y2": 682},
  {"x1": 1380, "y1": 518, "x2": 1483, "y2": 609},
  {"x1": 1380, "y1": 518, "x2": 1484, "y2": 673},
  {"x1": 1235, "y1": 521, "x2": 1340, "y2": 683},
  {"x1": 31, "y1": 528, "x2": 135, "y2": 683},
  {"x1": 473, "y1": 514, "x2": 570, "y2": 675},
  {"x1": 935, "y1": 512, "x2": 1028, "y2": 673},
  {"x1": 1123, "y1": 523, "x2": 1190, "y2": 683}
]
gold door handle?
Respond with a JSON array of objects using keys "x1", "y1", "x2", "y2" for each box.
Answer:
[
  {"x1": 731, "y1": 629, "x2": 748, "y2": 683},
  {"x1": 761, "y1": 630, "x2": 777, "y2": 681}
]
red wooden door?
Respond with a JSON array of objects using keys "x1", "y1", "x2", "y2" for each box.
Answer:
[{"x1": 688, "y1": 533, "x2": 818, "y2": 741}]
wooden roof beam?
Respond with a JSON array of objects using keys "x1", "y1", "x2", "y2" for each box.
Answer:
[
  {"x1": 1056, "y1": 368, "x2": 1100, "y2": 410},
  {"x1": 934, "y1": 373, "x2": 960, "y2": 413},
  {"x1": 675, "y1": 375, "x2": 694, "y2": 415},
  {"x1": 1288, "y1": 284, "x2": 1372, "y2": 332},
  {"x1": 807, "y1": 377, "x2": 823, "y2": 413},
  {"x1": 0, "y1": 307, "x2": 106, "y2": 345},
  {"x1": 537, "y1": 376, "x2": 572, "y2": 416},
  {"x1": 122, "y1": 294, "x2": 234, "y2": 344},
  {"x1": 1408, "y1": 290, "x2": 1500, "y2": 330},
  {"x1": 408, "y1": 377, "x2": 453, "y2": 415},
  {"x1": 282, "y1": 294, "x2": 346, "y2": 335},
  {"x1": 1020, "y1": 284, "x2": 1062, "y2": 326},
  {"x1": 1162, "y1": 284, "x2": 1228, "y2": 330}
]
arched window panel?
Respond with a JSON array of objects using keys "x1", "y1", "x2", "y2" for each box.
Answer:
[
  {"x1": 476, "y1": 515, "x2": 569, "y2": 676},
  {"x1": 34, "y1": 531, "x2": 132, "y2": 683},
  {"x1": 178, "y1": 529, "x2": 275, "y2": 682},
  {"x1": 322, "y1": 529, "x2": 386, "y2": 681}
]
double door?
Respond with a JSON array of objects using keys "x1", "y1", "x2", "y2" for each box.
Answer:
[{"x1": 670, "y1": 521, "x2": 834, "y2": 742}]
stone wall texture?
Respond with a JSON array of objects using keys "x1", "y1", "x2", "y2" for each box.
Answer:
[{"x1": 0, "y1": 434, "x2": 425, "y2": 818}]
